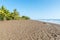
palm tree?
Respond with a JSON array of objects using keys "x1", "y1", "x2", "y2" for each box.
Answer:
[
  {"x1": 11, "y1": 9, "x2": 20, "y2": 20},
  {"x1": 0, "y1": 6, "x2": 10, "y2": 20}
]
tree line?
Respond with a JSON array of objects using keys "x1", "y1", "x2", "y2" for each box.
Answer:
[{"x1": 0, "y1": 6, "x2": 30, "y2": 20}]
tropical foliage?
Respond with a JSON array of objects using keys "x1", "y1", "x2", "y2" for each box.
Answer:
[{"x1": 0, "y1": 6, "x2": 30, "y2": 20}]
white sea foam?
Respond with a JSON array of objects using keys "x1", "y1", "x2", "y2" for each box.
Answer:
[{"x1": 39, "y1": 19, "x2": 60, "y2": 24}]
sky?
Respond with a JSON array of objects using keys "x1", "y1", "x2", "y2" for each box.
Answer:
[{"x1": 0, "y1": 0, "x2": 60, "y2": 20}]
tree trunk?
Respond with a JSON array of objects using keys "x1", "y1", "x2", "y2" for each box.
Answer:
[{"x1": 4, "y1": 16, "x2": 6, "y2": 21}]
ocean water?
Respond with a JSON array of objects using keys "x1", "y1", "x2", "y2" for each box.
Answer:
[{"x1": 39, "y1": 19, "x2": 60, "y2": 24}]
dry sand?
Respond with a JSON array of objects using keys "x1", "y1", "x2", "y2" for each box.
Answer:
[{"x1": 0, "y1": 20, "x2": 60, "y2": 40}]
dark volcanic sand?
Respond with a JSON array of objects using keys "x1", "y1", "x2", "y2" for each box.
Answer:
[{"x1": 0, "y1": 20, "x2": 60, "y2": 40}]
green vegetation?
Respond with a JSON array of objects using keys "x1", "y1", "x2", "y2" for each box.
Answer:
[{"x1": 0, "y1": 6, "x2": 30, "y2": 20}]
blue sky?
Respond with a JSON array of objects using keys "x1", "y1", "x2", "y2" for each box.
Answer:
[{"x1": 0, "y1": 0, "x2": 60, "y2": 20}]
